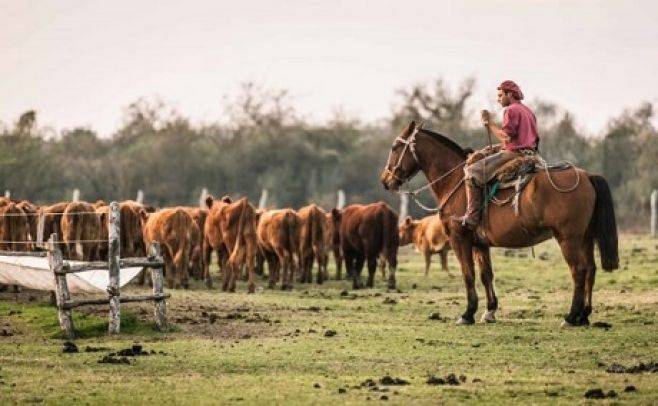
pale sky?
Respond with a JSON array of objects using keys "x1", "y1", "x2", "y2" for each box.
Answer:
[{"x1": 1, "y1": 0, "x2": 656, "y2": 137}]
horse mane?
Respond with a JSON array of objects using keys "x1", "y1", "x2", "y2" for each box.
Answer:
[{"x1": 418, "y1": 128, "x2": 468, "y2": 159}]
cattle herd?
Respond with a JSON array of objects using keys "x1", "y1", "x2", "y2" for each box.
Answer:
[{"x1": 0, "y1": 196, "x2": 452, "y2": 292}]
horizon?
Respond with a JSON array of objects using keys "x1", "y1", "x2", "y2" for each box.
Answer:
[{"x1": 1, "y1": 0, "x2": 657, "y2": 137}]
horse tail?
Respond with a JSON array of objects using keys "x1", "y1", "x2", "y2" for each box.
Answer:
[{"x1": 588, "y1": 175, "x2": 619, "y2": 271}]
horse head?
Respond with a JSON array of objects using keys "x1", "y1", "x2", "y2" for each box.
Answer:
[{"x1": 380, "y1": 121, "x2": 423, "y2": 191}]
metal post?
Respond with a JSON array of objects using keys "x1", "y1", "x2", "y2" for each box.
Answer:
[
  {"x1": 399, "y1": 194, "x2": 409, "y2": 225},
  {"x1": 136, "y1": 189, "x2": 144, "y2": 204},
  {"x1": 199, "y1": 188, "x2": 208, "y2": 208},
  {"x1": 108, "y1": 201, "x2": 121, "y2": 334}
]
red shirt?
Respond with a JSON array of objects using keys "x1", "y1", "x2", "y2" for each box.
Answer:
[{"x1": 502, "y1": 102, "x2": 538, "y2": 151}]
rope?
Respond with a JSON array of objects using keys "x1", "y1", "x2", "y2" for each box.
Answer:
[{"x1": 537, "y1": 158, "x2": 581, "y2": 193}]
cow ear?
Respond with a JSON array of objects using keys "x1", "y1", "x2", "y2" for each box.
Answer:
[
  {"x1": 221, "y1": 195, "x2": 232, "y2": 204},
  {"x1": 405, "y1": 216, "x2": 412, "y2": 225},
  {"x1": 205, "y1": 194, "x2": 214, "y2": 208},
  {"x1": 331, "y1": 208, "x2": 341, "y2": 221},
  {"x1": 139, "y1": 208, "x2": 148, "y2": 222}
]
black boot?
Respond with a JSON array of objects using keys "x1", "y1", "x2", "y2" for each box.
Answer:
[{"x1": 451, "y1": 181, "x2": 482, "y2": 230}]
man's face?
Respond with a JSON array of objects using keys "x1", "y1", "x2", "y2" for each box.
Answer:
[{"x1": 497, "y1": 90, "x2": 512, "y2": 107}]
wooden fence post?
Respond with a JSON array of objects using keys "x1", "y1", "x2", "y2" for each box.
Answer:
[
  {"x1": 149, "y1": 242, "x2": 168, "y2": 331},
  {"x1": 651, "y1": 190, "x2": 658, "y2": 237},
  {"x1": 108, "y1": 201, "x2": 121, "y2": 334},
  {"x1": 48, "y1": 233, "x2": 75, "y2": 339}
]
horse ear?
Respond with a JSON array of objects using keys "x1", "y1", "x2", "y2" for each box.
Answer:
[
  {"x1": 418, "y1": 121, "x2": 424, "y2": 130},
  {"x1": 407, "y1": 121, "x2": 416, "y2": 134},
  {"x1": 405, "y1": 216, "x2": 412, "y2": 225}
]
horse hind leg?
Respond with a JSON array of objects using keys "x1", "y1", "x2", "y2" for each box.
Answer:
[
  {"x1": 579, "y1": 238, "x2": 596, "y2": 326},
  {"x1": 474, "y1": 247, "x2": 498, "y2": 323},
  {"x1": 558, "y1": 237, "x2": 588, "y2": 327}
]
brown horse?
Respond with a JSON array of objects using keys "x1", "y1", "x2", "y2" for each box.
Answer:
[{"x1": 380, "y1": 122, "x2": 618, "y2": 326}]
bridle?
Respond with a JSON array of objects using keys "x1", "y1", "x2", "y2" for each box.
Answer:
[
  {"x1": 383, "y1": 126, "x2": 421, "y2": 183},
  {"x1": 383, "y1": 125, "x2": 466, "y2": 213}
]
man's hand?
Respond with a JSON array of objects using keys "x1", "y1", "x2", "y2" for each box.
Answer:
[{"x1": 481, "y1": 110, "x2": 491, "y2": 127}]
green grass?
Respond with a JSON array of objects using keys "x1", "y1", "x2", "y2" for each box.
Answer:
[{"x1": 0, "y1": 235, "x2": 656, "y2": 404}]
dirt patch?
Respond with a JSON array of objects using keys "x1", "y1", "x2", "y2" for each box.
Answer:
[
  {"x1": 584, "y1": 388, "x2": 617, "y2": 399},
  {"x1": 606, "y1": 361, "x2": 658, "y2": 373},
  {"x1": 426, "y1": 373, "x2": 466, "y2": 386}
]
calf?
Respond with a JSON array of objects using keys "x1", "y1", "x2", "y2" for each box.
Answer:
[
  {"x1": 398, "y1": 216, "x2": 451, "y2": 277},
  {"x1": 297, "y1": 204, "x2": 326, "y2": 284},
  {"x1": 61, "y1": 201, "x2": 101, "y2": 261},
  {"x1": 142, "y1": 207, "x2": 195, "y2": 289},
  {"x1": 257, "y1": 209, "x2": 300, "y2": 290}
]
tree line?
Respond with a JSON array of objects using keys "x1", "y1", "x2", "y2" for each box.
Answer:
[{"x1": 1, "y1": 79, "x2": 655, "y2": 230}]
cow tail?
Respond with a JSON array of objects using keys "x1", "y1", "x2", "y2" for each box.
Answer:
[
  {"x1": 228, "y1": 199, "x2": 247, "y2": 268},
  {"x1": 287, "y1": 211, "x2": 299, "y2": 271},
  {"x1": 172, "y1": 209, "x2": 189, "y2": 286},
  {"x1": 381, "y1": 205, "x2": 397, "y2": 265}
]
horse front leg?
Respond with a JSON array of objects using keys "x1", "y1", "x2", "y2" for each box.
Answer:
[
  {"x1": 474, "y1": 246, "x2": 497, "y2": 323},
  {"x1": 452, "y1": 236, "x2": 477, "y2": 325}
]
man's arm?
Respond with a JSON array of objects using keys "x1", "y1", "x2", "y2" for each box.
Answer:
[{"x1": 481, "y1": 110, "x2": 512, "y2": 143}]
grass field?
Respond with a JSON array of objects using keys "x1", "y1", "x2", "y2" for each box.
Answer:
[{"x1": 1, "y1": 234, "x2": 657, "y2": 405}]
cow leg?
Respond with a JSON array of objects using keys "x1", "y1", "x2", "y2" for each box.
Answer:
[
  {"x1": 387, "y1": 251, "x2": 397, "y2": 291},
  {"x1": 334, "y1": 245, "x2": 343, "y2": 280},
  {"x1": 440, "y1": 246, "x2": 451, "y2": 276},
  {"x1": 424, "y1": 249, "x2": 432, "y2": 277},
  {"x1": 165, "y1": 257, "x2": 175, "y2": 290},
  {"x1": 266, "y1": 252, "x2": 278, "y2": 289},
  {"x1": 315, "y1": 251, "x2": 324, "y2": 285},
  {"x1": 366, "y1": 256, "x2": 377, "y2": 288},
  {"x1": 353, "y1": 255, "x2": 365, "y2": 290},
  {"x1": 474, "y1": 246, "x2": 497, "y2": 323},
  {"x1": 202, "y1": 240, "x2": 213, "y2": 288}
]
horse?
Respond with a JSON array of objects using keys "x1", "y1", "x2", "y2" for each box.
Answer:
[{"x1": 380, "y1": 121, "x2": 618, "y2": 326}]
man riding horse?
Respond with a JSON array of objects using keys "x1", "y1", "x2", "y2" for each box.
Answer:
[{"x1": 453, "y1": 80, "x2": 539, "y2": 230}]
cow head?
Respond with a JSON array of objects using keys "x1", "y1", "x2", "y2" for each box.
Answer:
[{"x1": 398, "y1": 216, "x2": 416, "y2": 246}]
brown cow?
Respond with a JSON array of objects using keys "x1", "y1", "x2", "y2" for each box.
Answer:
[
  {"x1": 398, "y1": 216, "x2": 451, "y2": 277},
  {"x1": 221, "y1": 198, "x2": 258, "y2": 293},
  {"x1": 142, "y1": 207, "x2": 195, "y2": 289},
  {"x1": 203, "y1": 195, "x2": 232, "y2": 289},
  {"x1": 16, "y1": 200, "x2": 38, "y2": 249},
  {"x1": 204, "y1": 196, "x2": 257, "y2": 293},
  {"x1": 0, "y1": 202, "x2": 32, "y2": 252},
  {"x1": 297, "y1": 204, "x2": 326, "y2": 284},
  {"x1": 182, "y1": 207, "x2": 207, "y2": 281},
  {"x1": 338, "y1": 202, "x2": 399, "y2": 290},
  {"x1": 326, "y1": 210, "x2": 344, "y2": 280},
  {"x1": 95, "y1": 204, "x2": 109, "y2": 261},
  {"x1": 61, "y1": 201, "x2": 101, "y2": 261},
  {"x1": 119, "y1": 200, "x2": 147, "y2": 259},
  {"x1": 257, "y1": 209, "x2": 300, "y2": 290},
  {"x1": 41, "y1": 202, "x2": 70, "y2": 245}
]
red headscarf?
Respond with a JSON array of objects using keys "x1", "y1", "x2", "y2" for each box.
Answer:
[{"x1": 498, "y1": 80, "x2": 524, "y2": 100}]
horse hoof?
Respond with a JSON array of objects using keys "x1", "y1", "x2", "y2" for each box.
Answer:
[
  {"x1": 481, "y1": 311, "x2": 496, "y2": 323},
  {"x1": 560, "y1": 320, "x2": 577, "y2": 328},
  {"x1": 455, "y1": 317, "x2": 475, "y2": 325}
]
